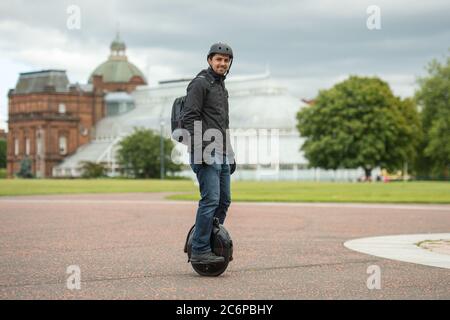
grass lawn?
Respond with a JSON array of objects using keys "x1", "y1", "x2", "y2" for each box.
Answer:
[
  {"x1": 0, "y1": 178, "x2": 195, "y2": 196},
  {"x1": 0, "y1": 178, "x2": 449, "y2": 204},
  {"x1": 0, "y1": 179, "x2": 450, "y2": 203},
  {"x1": 168, "y1": 181, "x2": 450, "y2": 204}
]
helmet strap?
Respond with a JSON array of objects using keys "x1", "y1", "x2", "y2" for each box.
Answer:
[{"x1": 225, "y1": 58, "x2": 233, "y2": 76}]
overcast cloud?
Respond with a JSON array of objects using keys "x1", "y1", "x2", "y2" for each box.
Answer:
[{"x1": 1, "y1": 0, "x2": 449, "y2": 130}]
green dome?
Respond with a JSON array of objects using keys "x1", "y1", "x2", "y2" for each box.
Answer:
[
  {"x1": 88, "y1": 59, "x2": 146, "y2": 83},
  {"x1": 88, "y1": 33, "x2": 146, "y2": 84},
  {"x1": 110, "y1": 38, "x2": 126, "y2": 52}
]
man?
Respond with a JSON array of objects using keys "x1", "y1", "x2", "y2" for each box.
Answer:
[{"x1": 182, "y1": 42, "x2": 236, "y2": 264}]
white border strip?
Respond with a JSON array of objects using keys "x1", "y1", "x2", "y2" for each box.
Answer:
[{"x1": 344, "y1": 233, "x2": 450, "y2": 269}]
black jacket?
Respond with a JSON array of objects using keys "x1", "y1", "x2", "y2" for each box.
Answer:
[{"x1": 182, "y1": 67, "x2": 234, "y2": 161}]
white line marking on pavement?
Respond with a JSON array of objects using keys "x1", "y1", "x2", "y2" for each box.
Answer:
[
  {"x1": 0, "y1": 198, "x2": 449, "y2": 211},
  {"x1": 344, "y1": 233, "x2": 450, "y2": 269}
]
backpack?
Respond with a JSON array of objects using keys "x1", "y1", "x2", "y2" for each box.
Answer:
[
  {"x1": 170, "y1": 74, "x2": 213, "y2": 144},
  {"x1": 171, "y1": 95, "x2": 186, "y2": 143}
]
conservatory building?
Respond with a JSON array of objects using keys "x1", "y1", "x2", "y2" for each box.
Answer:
[{"x1": 53, "y1": 70, "x2": 371, "y2": 181}]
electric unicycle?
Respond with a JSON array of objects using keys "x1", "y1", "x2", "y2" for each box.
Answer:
[{"x1": 184, "y1": 218, "x2": 233, "y2": 276}]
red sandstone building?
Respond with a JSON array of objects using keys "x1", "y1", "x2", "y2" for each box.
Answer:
[
  {"x1": 0, "y1": 129, "x2": 6, "y2": 140},
  {"x1": 6, "y1": 34, "x2": 146, "y2": 178}
]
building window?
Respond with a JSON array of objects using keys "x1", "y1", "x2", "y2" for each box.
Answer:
[
  {"x1": 59, "y1": 136, "x2": 67, "y2": 155},
  {"x1": 14, "y1": 138, "x2": 19, "y2": 156},
  {"x1": 36, "y1": 131, "x2": 43, "y2": 156},
  {"x1": 25, "y1": 138, "x2": 30, "y2": 156},
  {"x1": 79, "y1": 124, "x2": 89, "y2": 136},
  {"x1": 58, "y1": 103, "x2": 66, "y2": 114}
]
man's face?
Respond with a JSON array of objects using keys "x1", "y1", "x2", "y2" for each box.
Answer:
[{"x1": 208, "y1": 53, "x2": 231, "y2": 75}]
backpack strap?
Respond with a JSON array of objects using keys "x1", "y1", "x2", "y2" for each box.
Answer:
[{"x1": 193, "y1": 73, "x2": 215, "y2": 86}]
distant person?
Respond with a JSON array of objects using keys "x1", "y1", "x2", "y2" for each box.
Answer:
[{"x1": 181, "y1": 43, "x2": 236, "y2": 264}]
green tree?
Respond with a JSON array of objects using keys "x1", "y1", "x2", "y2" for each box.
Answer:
[
  {"x1": 415, "y1": 55, "x2": 450, "y2": 179},
  {"x1": 80, "y1": 161, "x2": 108, "y2": 178},
  {"x1": 117, "y1": 128, "x2": 182, "y2": 178},
  {"x1": 16, "y1": 156, "x2": 34, "y2": 178},
  {"x1": 297, "y1": 76, "x2": 421, "y2": 179},
  {"x1": 0, "y1": 139, "x2": 6, "y2": 168}
]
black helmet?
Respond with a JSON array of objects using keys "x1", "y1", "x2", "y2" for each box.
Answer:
[{"x1": 207, "y1": 42, "x2": 233, "y2": 59}]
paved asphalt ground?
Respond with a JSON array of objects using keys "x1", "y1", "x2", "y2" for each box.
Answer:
[{"x1": 0, "y1": 192, "x2": 449, "y2": 299}]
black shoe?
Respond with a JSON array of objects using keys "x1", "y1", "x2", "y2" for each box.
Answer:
[{"x1": 190, "y1": 251, "x2": 225, "y2": 264}]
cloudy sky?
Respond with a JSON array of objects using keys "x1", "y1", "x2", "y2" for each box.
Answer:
[{"x1": 1, "y1": 0, "x2": 449, "y2": 130}]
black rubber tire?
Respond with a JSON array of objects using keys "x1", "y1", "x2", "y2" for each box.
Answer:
[
  {"x1": 191, "y1": 260, "x2": 229, "y2": 277},
  {"x1": 184, "y1": 222, "x2": 233, "y2": 277}
]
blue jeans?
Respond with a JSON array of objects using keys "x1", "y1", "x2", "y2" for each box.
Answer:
[{"x1": 189, "y1": 155, "x2": 231, "y2": 254}]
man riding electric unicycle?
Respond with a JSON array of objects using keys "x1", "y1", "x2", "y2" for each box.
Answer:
[{"x1": 176, "y1": 42, "x2": 236, "y2": 276}]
